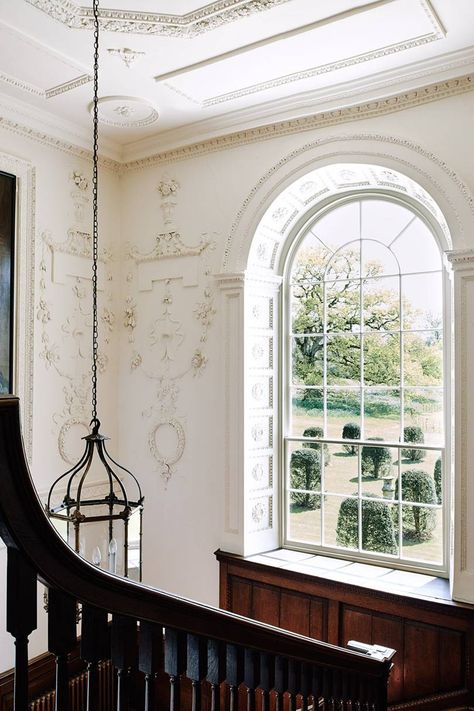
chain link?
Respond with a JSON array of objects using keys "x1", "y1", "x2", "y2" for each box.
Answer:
[{"x1": 91, "y1": 0, "x2": 99, "y2": 423}]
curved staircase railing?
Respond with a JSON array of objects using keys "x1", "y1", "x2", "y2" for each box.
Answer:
[{"x1": 0, "y1": 397, "x2": 395, "y2": 711}]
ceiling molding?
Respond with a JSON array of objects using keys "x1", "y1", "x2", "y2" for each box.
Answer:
[
  {"x1": 0, "y1": 71, "x2": 92, "y2": 99},
  {"x1": 0, "y1": 73, "x2": 472, "y2": 173},
  {"x1": 24, "y1": 0, "x2": 292, "y2": 37},
  {"x1": 122, "y1": 73, "x2": 474, "y2": 170}
]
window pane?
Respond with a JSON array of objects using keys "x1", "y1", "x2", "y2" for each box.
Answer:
[
  {"x1": 328, "y1": 495, "x2": 358, "y2": 550},
  {"x1": 324, "y1": 443, "x2": 359, "y2": 496},
  {"x1": 363, "y1": 333, "x2": 400, "y2": 385},
  {"x1": 327, "y1": 389, "x2": 361, "y2": 439},
  {"x1": 292, "y1": 336, "x2": 323, "y2": 386},
  {"x1": 288, "y1": 441, "x2": 322, "y2": 495},
  {"x1": 400, "y1": 450, "x2": 443, "y2": 504},
  {"x1": 361, "y1": 445, "x2": 399, "y2": 502},
  {"x1": 402, "y1": 505, "x2": 443, "y2": 565},
  {"x1": 288, "y1": 492, "x2": 321, "y2": 544},
  {"x1": 326, "y1": 242, "x2": 360, "y2": 281},
  {"x1": 404, "y1": 332, "x2": 443, "y2": 387},
  {"x1": 363, "y1": 276, "x2": 400, "y2": 332},
  {"x1": 392, "y1": 218, "x2": 442, "y2": 272},
  {"x1": 290, "y1": 388, "x2": 323, "y2": 436},
  {"x1": 361, "y1": 239, "x2": 399, "y2": 277},
  {"x1": 291, "y1": 280, "x2": 324, "y2": 334},
  {"x1": 361, "y1": 499, "x2": 398, "y2": 556},
  {"x1": 402, "y1": 272, "x2": 443, "y2": 330},
  {"x1": 404, "y1": 388, "x2": 443, "y2": 446},
  {"x1": 314, "y1": 201, "x2": 360, "y2": 251},
  {"x1": 361, "y1": 199, "x2": 415, "y2": 246},
  {"x1": 326, "y1": 279, "x2": 360, "y2": 332},
  {"x1": 364, "y1": 389, "x2": 401, "y2": 441},
  {"x1": 327, "y1": 335, "x2": 361, "y2": 385}
]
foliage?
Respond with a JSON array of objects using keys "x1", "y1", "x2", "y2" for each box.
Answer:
[
  {"x1": 336, "y1": 495, "x2": 398, "y2": 555},
  {"x1": 434, "y1": 457, "x2": 442, "y2": 504},
  {"x1": 290, "y1": 449, "x2": 321, "y2": 507},
  {"x1": 342, "y1": 422, "x2": 360, "y2": 454},
  {"x1": 302, "y1": 427, "x2": 330, "y2": 464},
  {"x1": 402, "y1": 426, "x2": 425, "y2": 462},
  {"x1": 361, "y1": 438, "x2": 392, "y2": 479},
  {"x1": 399, "y1": 469, "x2": 437, "y2": 540},
  {"x1": 292, "y1": 245, "x2": 442, "y2": 395}
]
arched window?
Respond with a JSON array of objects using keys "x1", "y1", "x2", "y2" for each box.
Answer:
[{"x1": 284, "y1": 196, "x2": 447, "y2": 574}]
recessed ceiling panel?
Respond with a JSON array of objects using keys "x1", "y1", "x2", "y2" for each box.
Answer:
[
  {"x1": 163, "y1": 0, "x2": 444, "y2": 106},
  {"x1": 0, "y1": 21, "x2": 88, "y2": 93}
]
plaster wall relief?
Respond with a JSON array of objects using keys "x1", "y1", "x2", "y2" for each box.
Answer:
[
  {"x1": 123, "y1": 175, "x2": 217, "y2": 483},
  {"x1": 37, "y1": 170, "x2": 116, "y2": 465}
]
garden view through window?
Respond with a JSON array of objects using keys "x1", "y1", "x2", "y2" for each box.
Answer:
[{"x1": 285, "y1": 197, "x2": 446, "y2": 573}]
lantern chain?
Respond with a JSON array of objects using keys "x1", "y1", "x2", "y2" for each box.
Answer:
[{"x1": 91, "y1": 0, "x2": 99, "y2": 424}]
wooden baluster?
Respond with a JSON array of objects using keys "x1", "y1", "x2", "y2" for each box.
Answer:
[
  {"x1": 287, "y1": 659, "x2": 300, "y2": 711},
  {"x1": 111, "y1": 615, "x2": 137, "y2": 711},
  {"x1": 258, "y1": 652, "x2": 274, "y2": 711},
  {"x1": 273, "y1": 656, "x2": 288, "y2": 711},
  {"x1": 81, "y1": 604, "x2": 109, "y2": 711},
  {"x1": 47, "y1": 588, "x2": 77, "y2": 711},
  {"x1": 206, "y1": 639, "x2": 225, "y2": 711},
  {"x1": 312, "y1": 666, "x2": 323, "y2": 709},
  {"x1": 164, "y1": 628, "x2": 187, "y2": 711},
  {"x1": 243, "y1": 649, "x2": 257, "y2": 711},
  {"x1": 187, "y1": 635, "x2": 207, "y2": 711},
  {"x1": 6, "y1": 548, "x2": 37, "y2": 711},
  {"x1": 139, "y1": 621, "x2": 163, "y2": 711},
  {"x1": 225, "y1": 644, "x2": 244, "y2": 711},
  {"x1": 300, "y1": 662, "x2": 311, "y2": 711}
]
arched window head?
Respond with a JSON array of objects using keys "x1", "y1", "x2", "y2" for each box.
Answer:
[{"x1": 284, "y1": 196, "x2": 447, "y2": 574}]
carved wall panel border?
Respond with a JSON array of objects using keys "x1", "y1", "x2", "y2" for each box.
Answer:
[{"x1": 0, "y1": 151, "x2": 35, "y2": 460}]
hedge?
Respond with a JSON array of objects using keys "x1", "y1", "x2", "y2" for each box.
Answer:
[
  {"x1": 336, "y1": 496, "x2": 398, "y2": 555},
  {"x1": 290, "y1": 448, "x2": 321, "y2": 507},
  {"x1": 302, "y1": 426, "x2": 330, "y2": 464},
  {"x1": 361, "y1": 438, "x2": 392, "y2": 479},
  {"x1": 401, "y1": 426, "x2": 426, "y2": 462},
  {"x1": 342, "y1": 422, "x2": 360, "y2": 455}
]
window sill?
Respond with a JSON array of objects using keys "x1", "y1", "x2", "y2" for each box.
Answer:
[{"x1": 244, "y1": 549, "x2": 452, "y2": 604}]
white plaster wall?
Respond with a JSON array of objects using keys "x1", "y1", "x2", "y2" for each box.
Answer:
[
  {"x1": 0, "y1": 125, "x2": 121, "y2": 670},
  {"x1": 1, "y1": 88, "x2": 474, "y2": 672},
  {"x1": 117, "y1": 91, "x2": 474, "y2": 607}
]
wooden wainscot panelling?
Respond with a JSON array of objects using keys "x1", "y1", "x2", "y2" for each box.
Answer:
[{"x1": 216, "y1": 550, "x2": 474, "y2": 710}]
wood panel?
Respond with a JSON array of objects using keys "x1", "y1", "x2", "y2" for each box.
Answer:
[
  {"x1": 217, "y1": 550, "x2": 474, "y2": 710},
  {"x1": 230, "y1": 577, "x2": 252, "y2": 617}
]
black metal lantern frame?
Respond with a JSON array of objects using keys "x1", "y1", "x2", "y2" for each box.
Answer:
[{"x1": 46, "y1": 0, "x2": 144, "y2": 580}]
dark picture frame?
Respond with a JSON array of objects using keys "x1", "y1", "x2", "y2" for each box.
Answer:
[{"x1": 0, "y1": 171, "x2": 16, "y2": 394}]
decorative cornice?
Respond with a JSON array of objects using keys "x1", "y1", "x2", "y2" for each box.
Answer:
[
  {"x1": 446, "y1": 249, "x2": 474, "y2": 268},
  {"x1": 25, "y1": 0, "x2": 290, "y2": 37},
  {"x1": 0, "y1": 73, "x2": 473, "y2": 176},
  {"x1": 122, "y1": 74, "x2": 474, "y2": 171}
]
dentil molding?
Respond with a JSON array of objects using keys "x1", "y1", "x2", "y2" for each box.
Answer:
[{"x1": 25, "y1": 0, "x2": 290, "y2": 36}]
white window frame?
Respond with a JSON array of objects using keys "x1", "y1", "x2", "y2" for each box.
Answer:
[{"x1": 280, "y1": 191, "x2": 452, "y2": 577}]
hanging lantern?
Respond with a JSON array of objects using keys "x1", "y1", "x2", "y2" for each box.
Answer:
[{"x1": 46, "y1": 0, "x2": 144, "y2": 581}]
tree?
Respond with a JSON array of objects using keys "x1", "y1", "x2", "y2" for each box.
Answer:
[
  {"x1": 402, "y1": 426, "x2": 425, "y2": 462},
  {"x1": 434, "y1": 458, "x2": 442, "y2": 504},
  {"x1": 342, "y1": 422, "x2": 360, "y2": 454},
  {"x1": 361, "y1": 438, "x2": 392, "y2": 479},
  {"x1": 292, "y1": 245, "x2": 442, "y2": 393},
  {"x1": 336, "y1": 496, "x2": 398, "y2": 555},
  {"x1": 399, "y1": 469, "x2": 437, "y2": 540},
  {"x1": 302, "y1": 426, "x2": 330, "y2": 464},
  {"x1": 290, "y1": 449, "x2": 321, "y2": 507}
]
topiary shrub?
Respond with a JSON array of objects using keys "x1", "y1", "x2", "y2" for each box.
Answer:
[
  {"x1": 342, "y1": 422, "x2": 360, "y2": 454},
  {"x1": 290, "y1": 449, "x2": 321, "y2": 507},
  {"x1": 434, "y1": 457, "x2": 442, "y2": 504},
  {"x1": 401, "y1": 426, "x2": 426, "y2": 462},
  {"x1": 399, "y1": 469, "x2": 437, "y2": 540},
  {"x1": 361, "y1": 438, "x2": 392, "y2": 479},
  {"x1": 302, "y1": 426, "x2": 330, "y2": 465},
  {"x1": 336, "y1": 495, "x2": 398, "y2": 555}
]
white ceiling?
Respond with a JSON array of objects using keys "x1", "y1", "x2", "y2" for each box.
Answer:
[{"x1": 0, "y1": 0, "x2": 473, "y2": 160}]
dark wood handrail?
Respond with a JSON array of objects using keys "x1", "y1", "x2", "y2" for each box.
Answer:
[{"x1": 0, "y1": 396, "x2": 394, "y2": 709}]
